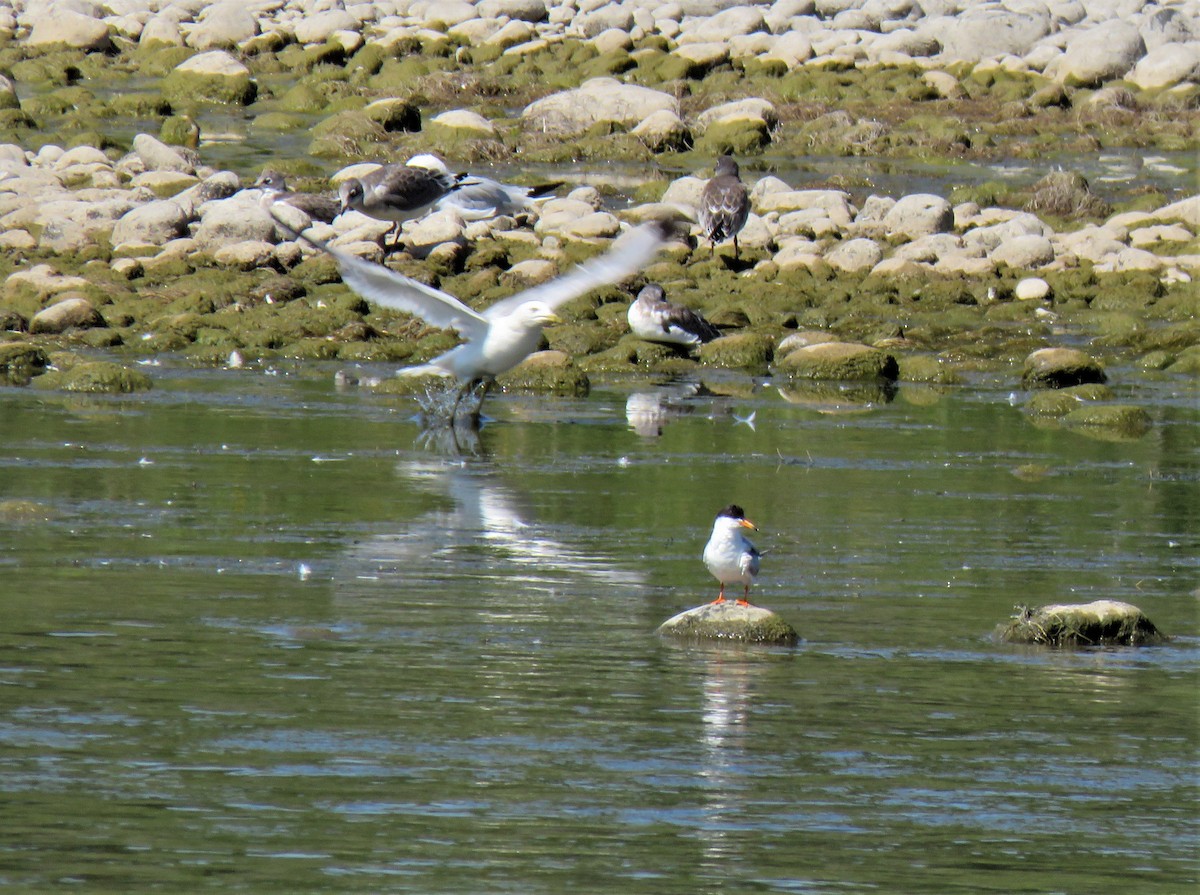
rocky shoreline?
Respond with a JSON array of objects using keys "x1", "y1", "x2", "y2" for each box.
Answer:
[{"x1": 0, "y1": 1, "x2": 1196, "y2": 428}]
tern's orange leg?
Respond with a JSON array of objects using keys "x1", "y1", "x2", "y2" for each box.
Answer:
[{"x1": 711, "y1": 584, "x2": 726, "y2": 604}]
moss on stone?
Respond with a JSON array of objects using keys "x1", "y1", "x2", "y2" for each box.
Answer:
[
  {"x1": 657, "y1": 601, "x2": 798, "y2": 646},
  {"x1": 998, "y1": 600, "x2": 1165, "y2": 647},
  {"x1": 33, "y1": 360, "x2": 152, "y2": 393},
  {"x1": 0, "y1": 342, "x2": 50, "y2": 385}
]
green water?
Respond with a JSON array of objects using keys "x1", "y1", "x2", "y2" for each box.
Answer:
[{"x1": 1, "y1": 363, "x2": 1196, "y2": 893}]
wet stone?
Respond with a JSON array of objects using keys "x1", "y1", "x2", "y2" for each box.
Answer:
[
  {"x1": 998, "y1": 600, "x2": 1167, "y2": 648},
  {"x1": 657, "y1": 601, "x2": 799, "y2": 646}
]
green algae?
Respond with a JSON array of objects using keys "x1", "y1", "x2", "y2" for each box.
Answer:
[{"x1": 33, "y1": 360, "x2": 152, "y2": 393}]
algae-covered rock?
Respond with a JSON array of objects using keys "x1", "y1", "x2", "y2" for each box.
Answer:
[
  {"x1": 33, "y1": 361, "x2": 152, "y2": 394},
  {"x1": 698, "y1": 333, "x2": 773, "y2": 369},
  {"x1": 0, "y1": 342, "x2": 50, "y2": 385},
  {"x1": 29, "y1": 295, "x2": 106, "y2": 334},
  {"x1": 998, "y1": 600, "x2": 1166, "y2": 648},
  {"x1": 1062, "y1": 403, "x2": 1152, "y2": 439},
  {"x1": 657, "y1": 601, "x2": 798, "y2": 646},
  {"x1": 496, "y1": 349, "x2": 590, "y2": 396},
  {"x1": 778, "y1": 342, "x2": 899, "y2": 381},
  {"x1": 0, "y1": 498, "x2": 57, "y2": 523},
  {"x1": 162, "y1": 51, "x2": 257, "y2": 106},
  {"x1": 1021, "y1": 346, "x2": 1107, "y2": 388}
]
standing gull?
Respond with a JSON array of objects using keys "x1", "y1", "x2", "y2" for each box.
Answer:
[
  {"x1": 408, "y1": 154, "x2": 561, "y2": 221},
  {"x1": 698, "y1": 155, "x2": 750, "y2": 260},
  {"x1": 627, "y1": 283, "x2": 721, "y2": 347},
  {"x1": 254, "y1": 170, "x2": 340, "y2": 224},
  {"x1": 337, "y1": 159, "x2": 467, "y2": 246},
  {"x1": 266, "y1": 201, "x2": 671, "y2": 424},
  {"x1": 702, "y1": 504, "x2": 761, "y2": 606}
]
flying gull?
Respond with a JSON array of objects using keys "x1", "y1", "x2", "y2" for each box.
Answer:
[
  {"x1": 627, "y1": 283, "x2": 721, "y2": 347},
  {"x1": 698, "y1": 155, "x2": 750, "y2": 260},
  {"x1": 266, "y1": 201, "x2": 672, "y2": 424},
  {"x1": 702, "y1": 504, "x2": 761, "y2": 605}
]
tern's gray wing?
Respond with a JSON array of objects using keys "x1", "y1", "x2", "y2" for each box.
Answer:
[
  {"x1": 267, "y1": 204, "x2": 489, "y2": 340},
  {"x1": 483, "y1": 220, "x2": 671, "y2": 321}
]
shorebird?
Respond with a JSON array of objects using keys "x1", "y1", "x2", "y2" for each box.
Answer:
[
  {"x1": 254, "y1": 170, "x2": 340, "y2": 224},
  {"x1": 337, "y1": 159, "x2": 467, "y2": 246},
  {"x1": 627, "y1": 283, "x2": 721, "y2": 347},
  {"x1": 407, "y1": 154, "x2": 561, "y2": 221},
  {"x1": 265, "y1": 200, "x2": 671, "y2": 425},
  {"x1": 702, "y1": 504, "x2": 761, "y2": 606},
  {"x1": 698, "y1": 155, "x2": 750, "y2": 260}
]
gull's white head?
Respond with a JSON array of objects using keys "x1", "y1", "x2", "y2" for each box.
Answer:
[
  {"x1": 407, "y1": 154, "x2": 451, "y2": 176},
  {"x1": 515, "y1": 301, "x2": 562, "y2": 328}
]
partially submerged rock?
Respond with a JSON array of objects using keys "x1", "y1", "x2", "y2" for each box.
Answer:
[
  {"x1": 657, "y1": 601, "x2": 798, "y2": 646},
  {"x1": 33, "y1": 361, "x2": 152, "y2": 394},
  {"x1": 998, "y1": 600, "x2": 1167, "y2": 648}
]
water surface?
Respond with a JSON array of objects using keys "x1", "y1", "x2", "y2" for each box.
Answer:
[{"x1": 1, "y1": 364, "x2": 1196, "y2": 892}]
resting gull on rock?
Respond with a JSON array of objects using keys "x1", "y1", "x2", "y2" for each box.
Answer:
[
  {"x1": 627, "y1": 283, "x2": 721, "y2": 347},
  {"x1": 407, "y1": 154, "x2": 562, "y2": 221}
]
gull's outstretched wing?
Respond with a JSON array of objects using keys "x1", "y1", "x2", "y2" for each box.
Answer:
[
  {"x1": 483, "y1": 219, "x2": 672, "y2": 321},
  {"x1": 267, "y1": 204, "x2": 489, "y2": 340}
]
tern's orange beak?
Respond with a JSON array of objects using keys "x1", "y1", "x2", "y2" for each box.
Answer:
[{"x1": 740, "y1": 518, "x2": 757, "y2": 531}]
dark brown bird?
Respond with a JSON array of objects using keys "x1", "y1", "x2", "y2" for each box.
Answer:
[
  {"x1": 698, "y1": 155, "x2": 750, "y2": 260},
  {"x1": 254, "y1": 170, "x2": 340, "y2": 224}
]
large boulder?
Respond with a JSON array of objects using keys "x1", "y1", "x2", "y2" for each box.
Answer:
[
  {"x1": 1022, "y1": 347, "x2": 1107, "y2": 389},
  {"x1": 162, "y1": 51, "x2": 257, "y2": 106},
  {"x1": 27, "y1": 9, "x2": 111, "y2": 50},
  {"x1": 921, "y1": 8, "x2": 1051, "y2": 61},
  {"x1": 522, "y1": 78, "x2": 677, "y2": 135},
  {"x1": 1053, "y1": 20, "x2": 1146, "y2": 86},
  {"x1": 30, "y1": 295, "x2": 105, "y2": 334}
]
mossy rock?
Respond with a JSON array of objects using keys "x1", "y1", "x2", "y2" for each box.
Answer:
[
  {"x1": 897, "y1": 354, "x2": 963, "y2": 384},
  {"x1": 496, "y1": 350, "x2": 590, "y2": 396},
  {"x1": 777, "y1": 342, "x2": 899, "y2": 381},
  {"x1": 158, "y1": 114, "x2": 199, "y2": 147},
  {"x1": 698, "y1": 333, "x2": 773, "y2": 369},
  {"x1": 1023, "y1": 382, "x2": 1115, "y2": 417},
  {"x1": 998, "y1": 600, "x2": 1166, "y2": 648},
  {"x1": 657, "y1": 601, "x2": 798, "y2": 646},
  {"x1": 161, "y1": 67, "x2": 256, "y2": 107},
  {"x1": 308, "y1": 110, "x2": 387, "y2": 157},
  {"x1": 0, "y1": 498, "x2": 56, "y2": 523},
  {"x1": 1166, "y1": 345, "x2": 1200, "y2": 376},
  {"x1": 33, "y1": 361, "x2": 152, "y2": 394},
  {"x1": 1021, "y1": 346, "x2": 1106, "y2": 388},
  {"x1": 1062, "y1": 403, "x2": 1152, "y2": 438},
  {"x1": 0, "y1": 342, "x2": 50, "y2": 385},
  {"x1": 695, "y1": 117, "x2": 771, "y2": 156}
]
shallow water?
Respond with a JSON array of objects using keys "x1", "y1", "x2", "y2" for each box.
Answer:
[{"x1": 1, "y1": 363, "x2": 1197, "y2": 893}]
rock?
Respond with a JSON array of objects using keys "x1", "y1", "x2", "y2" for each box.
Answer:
[
  {"x1": 496, "y1": 350, "x2": 589, "y2": 395},
  {"x1": 33, "y1": 361, "x2": 152, "y2": 394},
  {"x1": 922, "y1": 8, "x2": 1050, "y2": 61},
  {"x1": 293, "y1": 9, "x2": 357, "y2": 44},
  {"x1": 631, "y1": 109, "x2": 692, "y2": 153},
  {"x1": 882, "y1": 193, "x2": 954, "y2": 240},
  {"x1": 162, "y1": 51, "x2": 257, "y2": 106},
  {"x1": 213, "y1": 240, "x2": 277, "y2": 270},
  {"x1": 477, "y1": 0, "x2": 549, "y2": 22},
  {"x1": 1063, "y1": 404, "x2": 1152, "y2": 439},
  {"x1": 998, "y1": 600, "x2": 1165, "y2": 648},
  {"x1": 657, "y1": 601, "x2": 798, "y2": 646},
  {"x1": 192, "y1": 197, "x2": 277, "y2": 251},
  {"x1": 1022, "y1": 347, "x2": 1107, "y2": 389},
  {"x1": 521, "y1": 77, "x2": 677, "y2": 135},
  {"x1": 0, "y1": 342, "x2": 50, "y2": 385},
  {"x1": 991, "y1": 234, "x2": 1055, "y2": 269},
  {"x1": 698, "y1": 333, "x2": 774, "y2": 369},
  {"x1": 27, "y1": 9, "x2": 111, "y2": 50},
  {"x1": 1054, "y1": 20, "x2": 1146, "y2": 86},
  {"x1": 188, "y1": 1, "x2": 258, "y2": 49},
  {"x1": 5, "y1": 265, "x2": 91, "y2": 296},
  {"x1": 1127, "y1": 42, "x2": 1200, "y2": 90},
  {"x1": 132, "y1": 133, "x2": 196, "y2": 174},
  {"x1": 112, "y1": 199, "x2": 191, "y2": 247},
  {"x1": 404, "y1": 208, "x2": 468, "y2": 257},
  {"x1": 825, "y1": 237, "x2": 883, "y2": 272},
  {"x1": 777, "y1": 342, "x2": 899, "y2": 381},
  {"x1": 428, "y1": 109, "x2": 497, "y2": 140},
  {"x1": 1015, "y1": 277, "x2": 1052, "y2": 301},
  {"x1": 29, "y1": 295, "x2": 105, "y2": 334}
]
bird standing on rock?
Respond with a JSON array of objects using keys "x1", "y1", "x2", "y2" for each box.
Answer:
[
  {"x1": 627, "y1": 283, "x2": 721, "y2": 347},
  {"x1": 703, "y1": 504, "x2": 761, "y2": 606},
  {"x1": 254, "y1": 170, "x2": 340, "y2": 224},
  {"x1": 337, "y1": 158, "x2": 467, "y2": 247},
  {"x1": 407, "y1": 154, "x2": 561, "y2": 221},
  {"x1": 698, "y1": 155, "x2": 750, "y2": 260}
]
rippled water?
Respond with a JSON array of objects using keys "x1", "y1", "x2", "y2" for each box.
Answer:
[{"x1": 1, "y1": 363, "x2": 1196, "y2": 893}]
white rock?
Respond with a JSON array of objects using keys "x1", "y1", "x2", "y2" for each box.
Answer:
[
  {"x1": 882, "y1": 193, "x2": 953, "y2": 240},
  {"x1": 1015, "y1": 277, "x2": 1052, "y2": 301},
  {"x1": 522, "y1": 78, "x2": 677, "y2": 135},
  {"x1": 1127, "y1": 42, "x2": 1200, "y2": 90},
  {"x1": 27, "y1": 9, "x2": 111, "y2": 50},
  {"x1": 1054, "y1": 20, "x2": 1146, "y2": 85},
  {"x1": 990, "y1": 234, "x2": 1056, "y2": 269},
  {"x1": 111, "y1": 200, "x2": 190, "y2": 247},
  {"x1": 294, "y1": 9, "x2": 358, "y2": 43},
  {"x1": 192, "y1": 197, "x2": 276, "y2": 251},
  {"x1": 825, "y1": 237, "x2": 883, "y2": 272}
]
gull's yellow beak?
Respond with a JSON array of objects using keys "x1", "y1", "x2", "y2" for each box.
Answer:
[{"x1": 545, "y1": 312, "x2": 563, "y2": 325}]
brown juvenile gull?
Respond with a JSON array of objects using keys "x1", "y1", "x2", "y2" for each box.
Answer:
[
  {"x1": 627, "y1": 283, "x2": 720, "y2": 347},
  {"x1": 254, "y1": 170, "x2": 340, "y2": 224},
  {"x1": 702, "y1": 504, "x2": 761, "y2": 606},
  {"x1": 266, "y1": 201, "x2": 672, "y2": 424},
  {"x1": 698, "y1": 155, "x2": 750, "y2": 260},
  {"x1": 337, "y1": 159, "x2": 467, "y2": 246}
]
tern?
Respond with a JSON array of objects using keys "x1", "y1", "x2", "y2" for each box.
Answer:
[{"x1": 702, "y1": 504, "x2": 761, "y2": 605}]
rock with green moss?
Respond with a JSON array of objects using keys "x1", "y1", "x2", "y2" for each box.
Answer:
[
  {"x1": 1166, "y1": 345, "x2": 1200, "y2": 376},
  {"x1": 496, "y1": 349, "x2": 589, "y2": 396},
  {"x1": 1062, "y1": 403, "x2": 1152, "y2": 438},
  {"x1": 777, "y1": 342, "x2": 899, "y2": 381},
  {"x1": 33, "y1": 361, "x2": 152, "y2": 394},
  {"x1": 897, "y1": 354, "x2": 963, "y2": 384},
  {"x1": 308, "y1": 110, "x2": 387, "y2": 157},
  {"x1": 657, "y1": 601, "x2": 798, "y2": 646},
  {"x1": 0, "y1": 498, "x2": 57, "y2": 522},
  {"x1": 998, "y1": 600, "x2": 1166, "y2": 648},
  {"x1": 161, "y1": 51, "x2": 257, "y2": 107},
  {"x1": 698, "y1": 333, "x2": 773, "y2": 369},
  {"x1": 0, "y1": 342, "x2": 50, "y2": 385},
  {"x1": 1021, "y1": 346, "x2": 1107, "y2": 388}
]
